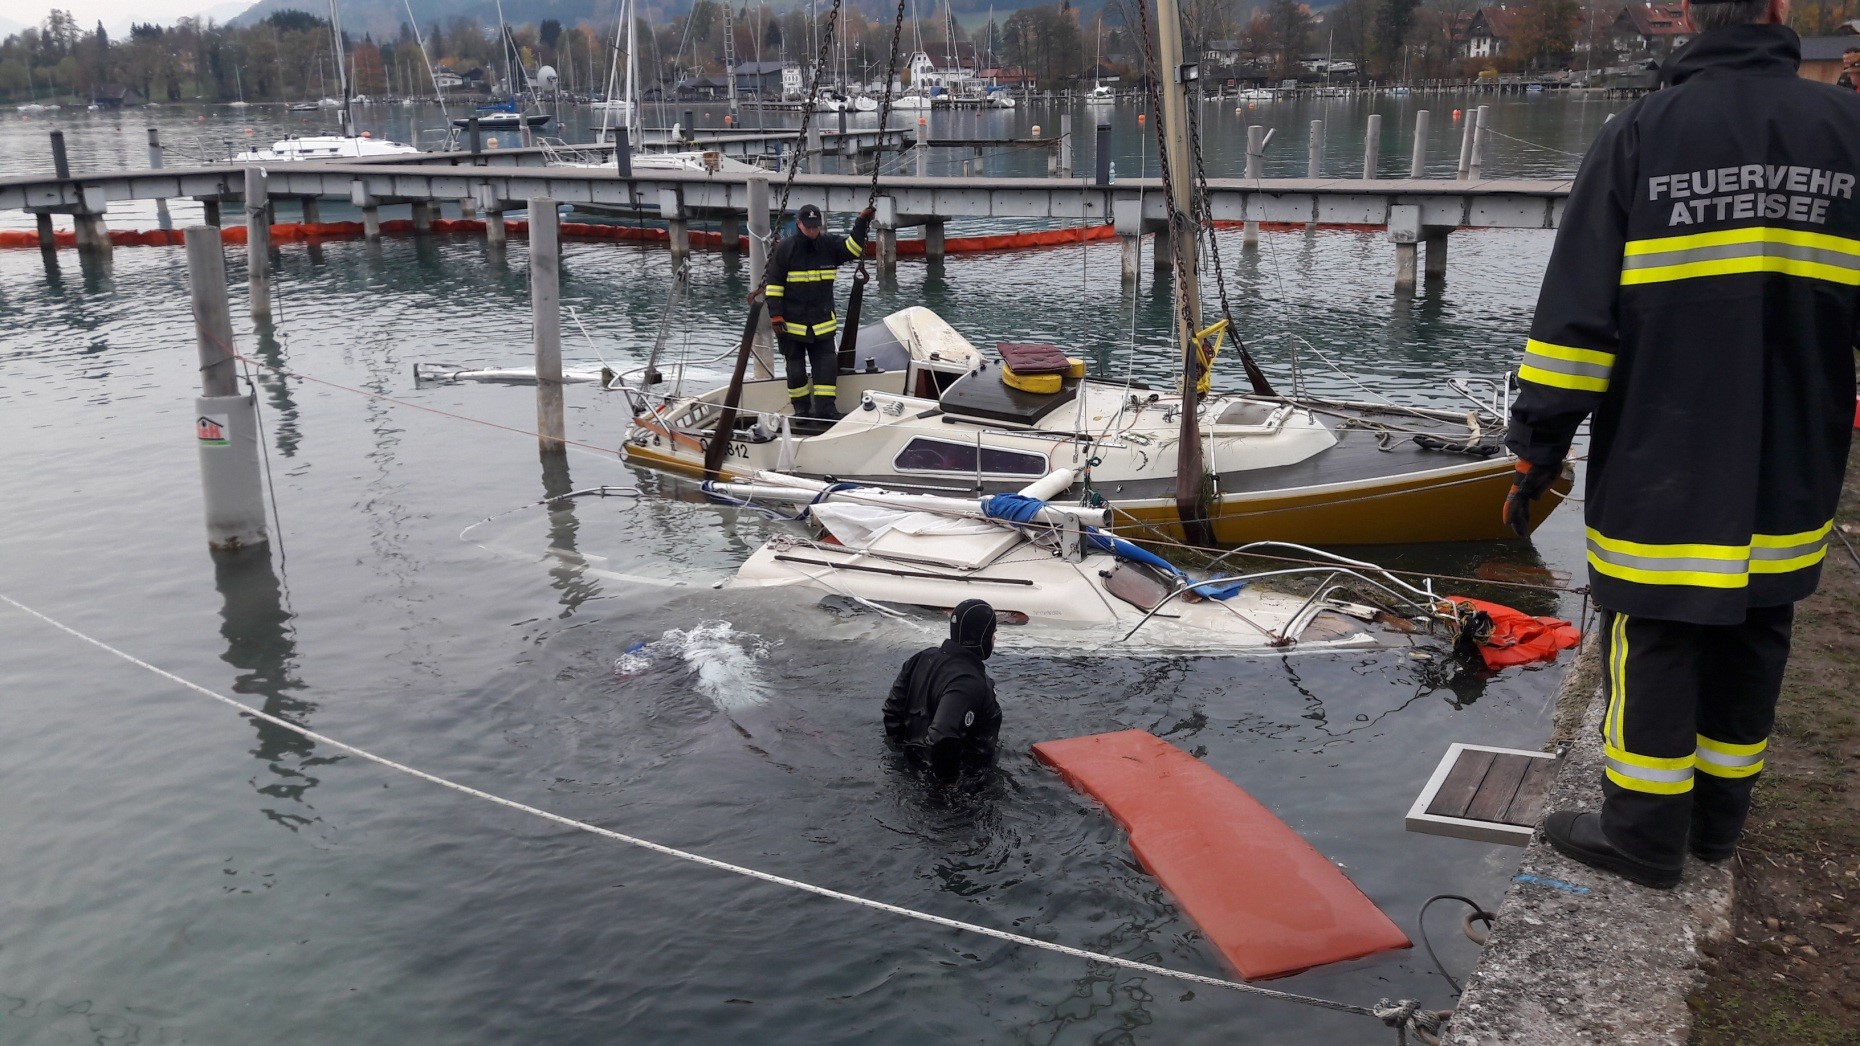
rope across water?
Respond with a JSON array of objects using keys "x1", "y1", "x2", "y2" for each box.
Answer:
[{"x1": 0, "y1": 591, "x2": 1442, "y2": 1041}]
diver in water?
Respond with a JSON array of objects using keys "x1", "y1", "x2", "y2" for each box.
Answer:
[{"x1": 883, "y1": 599, "x2": 1003, "y2": 785}]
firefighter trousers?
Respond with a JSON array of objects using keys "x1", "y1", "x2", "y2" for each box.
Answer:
[
  {"x1": 778, "y1": 335, "x2": 839, "y2": 410},
  {"x1": 1598, "y1": 604, "x2": 1793, "y2": 868}
]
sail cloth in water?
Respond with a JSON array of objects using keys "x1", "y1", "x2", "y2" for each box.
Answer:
[
  {"x1": 981, "y1": 493, "x2": 1247, "y2": 599},
  {"x1": 1034, "y1": 730, "x2": 1412, "y2": 980}
]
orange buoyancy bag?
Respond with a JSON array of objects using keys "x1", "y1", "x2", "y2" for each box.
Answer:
[{"x1": 1442, "y1": 596, "x2": 1581, "y2": 670}]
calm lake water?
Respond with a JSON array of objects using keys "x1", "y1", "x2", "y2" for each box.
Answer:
[{"x1": 1, "y1": 97, "x2": 1595, "y2": 1043}]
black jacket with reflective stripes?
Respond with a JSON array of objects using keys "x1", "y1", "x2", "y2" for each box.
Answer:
[
  {"x1": 1507, "y1": 25, "x2": 1860, "y2": 625},
  {"x1": 882, "y1": 639, "x2": 1001, "y2": 783},
  {"x1": 763, "y1": 213, "x2": 874, "y2": 338}
]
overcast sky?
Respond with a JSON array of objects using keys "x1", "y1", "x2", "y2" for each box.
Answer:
[{"x1": 11, "y1": 0, "x2": 250, "y2": 36}]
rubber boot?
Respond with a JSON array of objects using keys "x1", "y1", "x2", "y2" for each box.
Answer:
[
  {"x1": 813, "y1": 395, "x2": 843, "y2": 422},
  {"x1": 791, "y1": 394, "x2": 813, "y2": 418}
]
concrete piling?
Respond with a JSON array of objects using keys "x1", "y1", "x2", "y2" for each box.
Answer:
[
  {"x1": 1244, "y1": 124, "x2": 1264, "y2": 247},
  {"x1": 245, "y1": 167, "x2": 271, "y2": 321},
  {"x1": 1390, "y1": 204, "x2": 1420, "y2": 293},
  {"x1": 1307, "y1": 120, "x2": 1323, "y2": 232},
  {"x1": 50, "y1": 130, "x2": 70, "y2": 180},
  {"x1": 1469, "y1": 105, "x2": 1491, "y2": 179},
  {"x1": 301, "y1": 197, "x2": 321, "y2": 224},
  {"x1": 924, "y1": 220, "x2": 946, "y2": 260},
  {"x1": 720, "y1": 213, "x2": 741, "y2": 254},
  {"x1": 35, "y1": 212, "x2": 54, "y2": 250},
  {"x1": 914, "y1": 119, "x2": 928, "y2": 176},
  {"x1": 875, "y1": 196, "x2": 898, "y2": 277},
  {"x1": 1058, "y1": 114, "x2": 1073, "y2": 176},
  {"x1": 660, "y1": 189, "x2": 689, "y2": 263},
  {"x1": 186, "y1": 225, "x2": 269, "y2": 552},
  {"x1": 1410, "y1": 110, "x2": 1431, "y2": 178},
  {"x1": 411, "y1": 201, "x2": 434, "y2": 234},
  {"x1": 529, "y1": 196, "x2": 565, "y2": 454},
  {"x1": 1426, "y1": 232, "x2": 1450, "y2": 280},
  {"x1": 203, "y1": 199, "x2": 221, "y2": 227},
  {"x1": 1364, "y1": 114, "x2": 1382, "y2": 179},
  {"x1": 363, "y1": 205, "x2": 381, "y2": 241},
  {"x1": 1457, "y1": 108, "x2": 1477, "y2": 179},
  {"x1": 148, "y1": 127, "x2": 171, "y2": 229}
]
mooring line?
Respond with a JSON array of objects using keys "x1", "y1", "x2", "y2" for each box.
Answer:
[{"x1": 0, "y1": 590, "x2": 1437, "y2": 1039}]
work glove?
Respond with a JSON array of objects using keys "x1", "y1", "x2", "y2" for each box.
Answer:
[
  {"x1": 1502, "y1": 459, "x2": 1561, "y2": 537},
  {"x1": 859, "y1": 206, "x2": 877, "y2": 220},
  {"x1": 769, "y1": 314, "x2": 785, "y2": 330}
]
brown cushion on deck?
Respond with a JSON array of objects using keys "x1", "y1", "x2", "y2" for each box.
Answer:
[{"x1": 997, "y1": 342, "x2": 1070, "y2": 375}]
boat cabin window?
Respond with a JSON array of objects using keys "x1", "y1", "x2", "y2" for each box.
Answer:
[{"x1": 893, "y1": 437, "x2": 1048, "y2": 476}]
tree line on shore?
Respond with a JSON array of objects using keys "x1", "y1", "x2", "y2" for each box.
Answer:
[{"x1": 4, "y1": 0, "x2": 1857, "y2": 106}]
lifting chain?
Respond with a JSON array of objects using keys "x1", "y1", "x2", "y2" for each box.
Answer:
[
  {"x1": 868, "y1": 0, "x2": 912, "y2": 208},
  {"x1": 768, "y1": 0, "x2": 847, "y2": 242}
]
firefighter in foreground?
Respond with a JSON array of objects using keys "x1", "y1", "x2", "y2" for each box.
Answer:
[
  {"x1": 883, "y1": 599, "x2": 1003, "y2": 785},
  {"x1": 753, "y1": 203, "x2": 876, "y2": 421},
  {"x1": 1504, "y1": 0, "x2": 1860, "y2": 888}
]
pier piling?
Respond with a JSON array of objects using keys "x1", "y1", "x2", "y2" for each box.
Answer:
[
  {"x1": 1094, "y1": 124, "x2": 1112, "y2": 186},
  {"x1": 301, "y1": 196, "x2": 321, "y2": 224},
  {"x1": 245, "y1": 167, "x2": 271, "y2": 321},
  {"x1": 747, "y1": 176, "x2": 772, "y2": 372},
  {"x1": 202, "y1": 199, "x2": 220, "y2": 227},
  {"x1": 914, "y1": 119, "x2": 928, "y2": 176},
  {"x1": 1410, "y1": 110, "x2": 1430, "y2": 178},
  {"x1": 1426, "y1": 232, "x2": 1450, "y2": 281},
  {"x1": 661, "y1": 189, "x2": 689, "y2": 263},
  {"x1": 1457, "y1": 109, "x2": 1477, "y2": 179},
  {"x1": 1364, "y1": 114, "x2": 1382, "y2": 179},
  {"x1": 924, "y1": 220, "x2": 946, "y2": 259},
  {"x1": 1244, "y1": 124, "x2": 1263, "y2": 247},
  {"x1": 148, "y1": 127, "x2": 171, "y2": 230},
  {"x1": 35, "y1": 212, "x2": 53, "y2": 251},
  {"x1": 411, "y1": 201, "x2": 434, "y2": 234},
  {"x1": 720, "y1": 213, "x2": 741, "y2": 254},
  {"x1": 529, "y1": 196, "x2": 566, "y2": 454},
  {"x1": 875, "y1": 196, "x2": 898, "y2": 277},
  {"x1": 1390, "y1": 204, "x2": 1420, "y2": 292},
  {"x1": 186, "y1": 225, "x2": 269, "y2": 552},
  {"x1": 1058, "y1": 114, "x2": 1073, "y2": 176},
  {"x1": 1307, "y1": 120, "x2": 1323, "y2": 232},
  {"x1": 1469, "y1": 105, "x2": 1491, "y2": 179}
]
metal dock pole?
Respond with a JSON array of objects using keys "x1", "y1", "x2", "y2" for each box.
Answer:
[
  {"x1": 529, "y1": 197, "x2": 565, "y2": 453},
  {"x1": 186, "y1": 226, "x2": 269, "y2": 552}
]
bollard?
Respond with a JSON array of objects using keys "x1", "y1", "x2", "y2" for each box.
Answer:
[
  {"x1": 245, "y1": 167, "x2": 271, "y2": 321},
  {"x1": 614, "y1": 125, "x2": 633, "y2": 178},
  {"x1": 1410, "y1": 110, "x2": 1430, "y2": 178},
  {"x1": 1095, "y1": 123, "x2": 1112, "y2": 186},
  {"x1": 1244, "y1": 124, "x2": 1264, "y2": 246},
  {"x1": 1469, "y1": 105, "x2": 1490, "y2": 179},
  {"x1": 1364, "y1": 114, "x2": 1381, "y2": 179},
  {"x1": 529, "y1": 197, "x2": 565, "y2": 453},
  {"x1": 186, "y1": 226, "x2": 269, "y2": 551},
  {"x1": 914, "y1": 118, "x2": 928, "y2": 176},
  {"x1": 148, "y1": 127, "x2": 172, "y2": 230},
  {"x1": 1457, "y1": 108, "x2": 1476, "y2": 179},
  {"x1": 50, "y1": 130, "x2": 70, "y2": 180}
]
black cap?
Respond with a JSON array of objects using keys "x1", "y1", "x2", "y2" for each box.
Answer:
[
  {"x1": 950, "y1": 599, "x2": 997, "y2": 660},
  {"x1": 797, "y1": 204, "x2": 823, "y2": 227}
]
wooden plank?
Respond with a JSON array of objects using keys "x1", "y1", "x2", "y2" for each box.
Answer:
[
  {"x1": 1465, "y1": 753, "x2": 1533, "y2": 824},
  {"x1": 1501, "y1": 757, "x2": 1556, "y2": 827},
  {"x1": 1425, "y1": 748, "x2": 1495, "y2": 819}
]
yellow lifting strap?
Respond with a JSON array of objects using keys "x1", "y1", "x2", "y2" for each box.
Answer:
[{"x1": 1191, "y1": 319, "x2": 1229, "y2": 395}]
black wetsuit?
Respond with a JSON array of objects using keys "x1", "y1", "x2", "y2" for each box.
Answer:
[{"x1": 883, "y1": 639, "x2": 1002, "y2": 784}]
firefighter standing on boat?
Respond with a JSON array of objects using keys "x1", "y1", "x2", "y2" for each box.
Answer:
[
  {"x1": 1504, "y1": 1, "x2": 1860, "y2": 888},
  {"x1": 754, "y1": 203, "x2": 876, "y2": 421}
]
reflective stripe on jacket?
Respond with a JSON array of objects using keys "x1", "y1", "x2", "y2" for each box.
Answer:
[
  {"x1": 763, "y1": 215, "x2": 873, "y2": 331},
  {"x1": 1506, "y1": 24, "x2": 1860, "y2": 624}
]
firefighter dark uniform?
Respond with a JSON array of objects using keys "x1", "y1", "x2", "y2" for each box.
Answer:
[
  {"x1": 763, "y1": 203, "x2": 875, "y2": 419},
  {"x1": 883, "y1": 599, "x2": 1002, "y2": 784},
  {"x1": 1506, "y1": 23, "x2": 1860, "y2": 885}
]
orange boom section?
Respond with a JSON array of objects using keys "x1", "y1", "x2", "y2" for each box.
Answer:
[{"x1": 1032, "y1": 730, "x2": 1411, "y2": 981}]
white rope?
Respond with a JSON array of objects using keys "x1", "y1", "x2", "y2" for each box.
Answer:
[{"x1": 0, "y1": 590, "x2": 1413, "y2": 1030}]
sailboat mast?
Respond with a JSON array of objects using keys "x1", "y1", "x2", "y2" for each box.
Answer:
[
  {"x1": 625, "y1": 0, "x2": 638, "y2": 139},
  {"x1": 1152, "y1": 0, "x2": 1209, "y2": 542},
  {"x1": 328, "y1": 0, "x2": 352, "y2": 135}
]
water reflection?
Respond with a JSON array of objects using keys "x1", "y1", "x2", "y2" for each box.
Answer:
[
  {"x1": 212, "y1": 546, "x2": 328, "y2": 830},
  {"x1": 539, "y1": 449, "x2": 600, "y2": 614},
  {"x1": 248, "y1": 319, "x2": 301, "y2": 457}
]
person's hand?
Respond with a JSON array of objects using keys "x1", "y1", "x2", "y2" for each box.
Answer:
[
  {"x1": 769, "y1": 314, "x2": 784, "y2": 330},
  {"x1": 747, "y1": 285, "x2": 763, "y2": 303},
  {"x1": 1503, "y1": 459, "x2": 1561, "y2": 536},
  {"x1": 860, "y1": 206, "x2": 877, "y2": 220}
]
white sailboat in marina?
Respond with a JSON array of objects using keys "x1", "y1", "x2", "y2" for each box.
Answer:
[{"x1": 234, "y1": 0, "x2": 418, "y2": 161}]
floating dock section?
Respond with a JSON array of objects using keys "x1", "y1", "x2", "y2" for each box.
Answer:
[{"x1": 1033, "y1": 729, "x2": 1411, "y2": 981}]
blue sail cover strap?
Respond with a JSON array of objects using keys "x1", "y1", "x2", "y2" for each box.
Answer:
[{"x1": 982, "y1": 494, "x2": 1246, "y2": 599}]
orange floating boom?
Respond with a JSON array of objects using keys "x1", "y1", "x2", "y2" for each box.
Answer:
[{"x1": 1032, "y1": 730, "x2": 1411, "y2": 981}]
